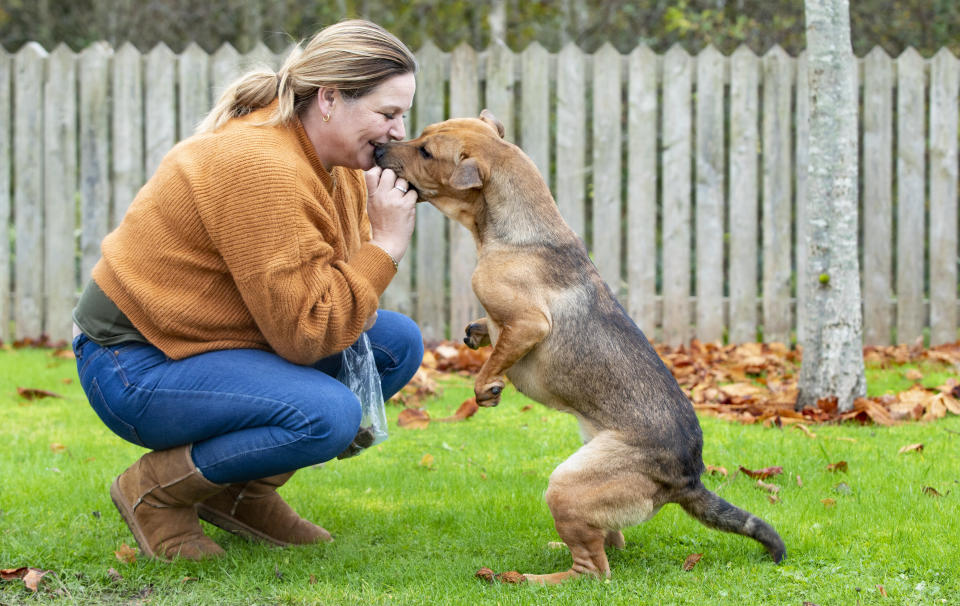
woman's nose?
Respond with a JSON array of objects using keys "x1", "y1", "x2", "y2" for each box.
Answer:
[{"x1": 389, "y1": 118, "x2": 406, "y2": 141}]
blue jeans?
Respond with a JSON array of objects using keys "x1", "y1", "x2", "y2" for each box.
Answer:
[{"x1": 73, "y1": 310, "x2": 423, "y2": 483}]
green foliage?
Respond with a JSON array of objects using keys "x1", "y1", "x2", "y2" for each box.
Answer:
[
  {"x1": 2, "y1": 347, "x2": 960, "y2": 604},
  {"x1": 0, "y1": 0, "x2": 957, "y2": 56}
]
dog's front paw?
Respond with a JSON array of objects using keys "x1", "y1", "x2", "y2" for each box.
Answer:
[
  {"x1": 475, "y1": 380, "x2": 504, "y2": 406},
  {"x1": 463, "y1": 321, "x2": 490, "y2": 350}
]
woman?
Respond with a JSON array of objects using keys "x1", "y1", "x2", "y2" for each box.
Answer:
[{"x1": 72, "y1": 20, "x2": 423, "y2": 561}]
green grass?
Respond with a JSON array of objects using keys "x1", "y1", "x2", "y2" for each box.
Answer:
[{"x1": 1, "y1": 346, "x2": 959, "y2": 605}]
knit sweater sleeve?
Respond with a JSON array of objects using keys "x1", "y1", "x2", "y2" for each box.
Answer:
[{"x1": 197, "y1": 151, "x2": 395, "y2": 365}]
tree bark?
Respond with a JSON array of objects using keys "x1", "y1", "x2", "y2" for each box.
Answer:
[{"x1": 796, "y1": 0, "x2": 866, "y2": 412}]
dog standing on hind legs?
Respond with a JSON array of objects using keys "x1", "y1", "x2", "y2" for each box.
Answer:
[{"x1": 375, "y1": 110, "x2": 786, "y2": 585}]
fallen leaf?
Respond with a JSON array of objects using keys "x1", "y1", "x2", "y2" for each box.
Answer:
[
  {"x1": 756, "y1": 480, "x2": 780, "y2": 494},
  {"x1": 1, "y1": 567, "x2": 28, "y2": 581},
  {"x1": 397, "y1": 408, "x2": 430, "y2": 429},
  {"x1": 17, "y1": 387, "x2": 63, "y2": 401},
  {"x1": 521, "y1": 405, "x2": 533, "y2": 412},
  {"x1": 794, "y1": 424, "x2": 817, "y2": 439},
  {"x1": 436, "y1": 398, "x2": 479, "y2": 422},
  {"x1": 922, "y1": 486, "x2": 943, "y2": 497},
  {"x1": 796, "y1": 475, "x2": 803, "y2": 487},
  {"x1": 826, "y1": 461, "x2": 848, "y2": 473},
  {"x1": 114, "y1": 543, "x2": 137, "y2": 564},
  {"x1": 309, "y1": 574, "x2": 317, "y2": 585},
  {"x1": 495, "y1": 571, "x2": 527, "y2": 584},
  {"x1": 739, "y1": 465, "x2": 783, "y2": 480},
  {"x1": 905, "y1": 369, "x2": 924, "y2": 382},
  {"x1": 877, "y1": 584, "x2": 887, "y2": 597},
  {"x1": 107, "y1": 567, "x2": 123, "y2": 583},
  {"x1": 767, "y1": 494, "x2": 781, "y2": 504},
  {"x1": 706, "y1": 465, "x2": 728, "y2": 478},
  {"x1": 898, "y1": 443, "x2": 924, "y2": 454},
  {"x1": 475, "y1": 567, "x2": 496, "y2": 583},
  {"x1": 419, "y1": 453, "x2": 434, "y2": 468},
  {"x1": 49, "y1": 443, "x2": 67, "y2": 454},
  {"x1": 682, "y1": 553, "x2": 703, "y2": 571},
  {"x1": 821, "y1": 498, "x2": 836, "y2": 508},
  {"x1": 547, "y1": 541, "x2": 566, "y2": 549},
  {"x1": 22, "y1": 569, "x2": 49, "y2": 592}
]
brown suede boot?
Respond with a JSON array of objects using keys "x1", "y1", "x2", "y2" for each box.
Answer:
[
  {"x1": 110, "y1": 445, "x2": 226, "y2": 561},
  {"x1": 196, "y1": 471, "x2": 333, "y2": 546}
]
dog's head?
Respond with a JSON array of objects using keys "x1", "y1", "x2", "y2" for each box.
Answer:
[{"x1": 374, "y1": 110, "x2": 507, "y2": 227}]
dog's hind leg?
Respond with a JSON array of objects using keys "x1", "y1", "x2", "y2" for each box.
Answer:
[{"x1": 522, "y1": 433, "x2": 660, "y2": 585}]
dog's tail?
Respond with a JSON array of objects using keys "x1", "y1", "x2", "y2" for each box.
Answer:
[{"x1": 676, "y1": 482, "x2": 786, "y2": 563}]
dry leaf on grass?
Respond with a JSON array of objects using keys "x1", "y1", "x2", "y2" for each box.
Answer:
[
  {"x1": 397, "y1": 408, "x2": 430, "y2": 429},
  {"x1": 1, "y1": 567, "x2": 51, "y2": 592},
  {"x1": 435, "y1": 398, "x2": 479, "y2": 422},
  {"x1": 475, "y1": 567, "x2": 496, "y2": 583},
  {"x1": 114, "y1": 543, "x2": 137, "y2": 564},
  {"x1": 419, "y1": 453, "x2": 434, "y2": 468},
  {"x1": 898, "y1": 443, "x2": 924, "y2": 454},
  {"x1": 922, "y1": 486, "x2": 944, "y2": 498},
  {"x1": 495, "y1": 571, "x2": 527, "y2": 584},
  {"x1": 682, "y1": 553, "x2": 703, "y2": 571},
  {"x1": 705, "y1": 465, "x2": 728, "y2": 478},
  {"x1": 826, "y1": 461, "x2": 848, "y2": 473},
  {"x1": 16, "y1": 387, "x2": 62, "y2": 400},
  {"x1": 738, "y1": 465, "x2": 783, "y2": 480}
]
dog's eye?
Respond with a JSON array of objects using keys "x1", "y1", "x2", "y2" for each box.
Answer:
[{"x1": 419, "y1": 146, "x2": 432, "y2": 159}]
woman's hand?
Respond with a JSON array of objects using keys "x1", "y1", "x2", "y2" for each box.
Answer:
[{"x1": 364, "y1": 166, "x2": 417, "y2": 263}]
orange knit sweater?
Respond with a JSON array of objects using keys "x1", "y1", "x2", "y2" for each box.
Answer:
[{"x1": 92, "y1": 103, "x2": 397, "y2": 365}]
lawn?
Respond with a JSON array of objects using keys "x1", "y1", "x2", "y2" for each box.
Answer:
[{"x1": 1, "y1": 345, "x2": 959, "y2": 605}]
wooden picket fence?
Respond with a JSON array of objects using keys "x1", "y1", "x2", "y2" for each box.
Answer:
[{"x1": 1, "y1": 41, "x2": 958, "y2": 347}]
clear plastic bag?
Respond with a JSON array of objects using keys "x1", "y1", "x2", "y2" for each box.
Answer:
[{"x1": 335, "y1": 333, "x2": 388, "y2": 458}]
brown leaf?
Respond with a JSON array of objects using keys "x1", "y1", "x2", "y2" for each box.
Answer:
[
  {"x1": 705, "y1": 464, "x2": 728, "y2": 478},
  {"x1": 922, "y1": 486, "x2": 943, "y2": 498},
  {"x1": 107, "y1": 567, "x2": 123, "y2": 583},
  {"x1": 397, "y1": 408, "x2": 430, "y2": 429},
  {"x1": 898, "y1": 443, "x2": 924, "y2": 454},
  {"x1": 682, "y1": 553, "x2": 703, "y2": 571},
  {"x1": 49, "y1": 442, "x2": 67, "y2": 454},
  {"x1": 475, "y1": 567, "x2": 496, "y2": 583},
  {"x1": 739, "y1": 465, "x2": 783, "y2": 480},
  {"x1": 821, "y1": 498, "x2": 836, "y2": 508},
  {"x1": 114, "y1": 543, "x2": 137, "y2": 564},
  {"x1": 826, "y1": 461, "x2": 848, "y2": 473},
  {"x1": 52, "y1": 349, "x2": 75, "y2": 360},
  {"x1": 793, "y1": 424, "x2": 817, "y2": 439},
  {"x1": 796, "y1": 475, "x2": 803, "y2": 487},
  {"x1": 1, "y1": 567, "x2": 28, "y2": 581},
  {"x1": 904, "y1": 368, "x2": 924, "y2": 382},
  {"x1": 756, "y1": 480, "x2": 780, "y2": 494},
  {"x1": 495, "y1": 571, "x2": 527, "y2": 584},
  {"x1": 436, "y1": 398, "x2": 479, "y2": 423},
  {"x1": 16, "y1": 387, "x2": 62, "y2": 401},
  {"x1": 309, "y1": 574, "x2": 317, "y2": 585},
  {"x1": 419, "y1": 453, "x2": 434, "y2": 468},
  {"x1": 22, "y1": 569, "x2": 49, "y2": 592},
  {"x1": 877, "y1": 584, "x2": 888, "y2": 597}
]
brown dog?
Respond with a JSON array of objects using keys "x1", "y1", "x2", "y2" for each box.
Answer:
[{"x1": 375, "y1": 111, "x2": 785, "y2": 584}]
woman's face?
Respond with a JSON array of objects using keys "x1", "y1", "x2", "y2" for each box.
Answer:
[{"x1": 324, "y1": 72, "x2": 416, "y2": 170}]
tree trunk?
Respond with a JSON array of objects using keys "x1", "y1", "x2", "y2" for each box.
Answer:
[{"x1": 796, "y1": 0, "x2": 866, "y2": 412}]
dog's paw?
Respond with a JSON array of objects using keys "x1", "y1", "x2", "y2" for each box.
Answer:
[
  {"x1": 475, "y1": 380, "x2": 504, "y2": 406},
  {"x1": 463, "y1": 321, "x2": 490, "y2": 349}
]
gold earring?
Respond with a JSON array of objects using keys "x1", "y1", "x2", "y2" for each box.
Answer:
[{"x1": 323, "y1": 112, "x2": 331, "y2": 122}]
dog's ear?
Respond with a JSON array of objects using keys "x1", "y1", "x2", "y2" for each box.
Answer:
[
  {"x1": 449, "y1": 157, "x2": 483, "y2": 190},
  {"x1": 479, "y1": 109, "x2": 505, "y2": 139}
]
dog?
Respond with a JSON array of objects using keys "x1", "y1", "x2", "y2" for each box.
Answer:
[{"x1": 374, "y1": 110, "x2": 785, "y2": 584}]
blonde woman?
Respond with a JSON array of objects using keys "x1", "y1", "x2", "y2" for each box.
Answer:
[{"x1": 72, "y1": 20, "x2": 423, "y2": 560}]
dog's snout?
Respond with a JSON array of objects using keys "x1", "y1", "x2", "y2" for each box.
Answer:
[{"x1": 373, "y1": 144, "x2": 387, "y2": 164}]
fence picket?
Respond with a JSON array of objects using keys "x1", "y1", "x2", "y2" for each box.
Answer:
[
  {"x1": 862, "y1": 47, "x2": 894, "y2": 346},
  {"x1": 896, "y1": 48, "x2": 926, "y2": 344},
  {"x1": 485, "y1": 42, "x2": 515, "y2": 142},
  {"x1": 448, "y1": 43, "x2": 481, "y2": 332},
  {"x1": 211, "y1": 43, "x2": 242, "y2": 101},
  {"x1": 413, "y1": 42, "x2": 448, "y2": 341},
  {"x1": 79, "y1": 43, "x2": 112, "y2": 303},
  {"x1": 145, "y1": 44, "x2": 177, "y2": 179},
  {"x1": 728, "y1": 47, "x2": 760, "y2": 344},
  {"x1": 112, "y1": 44, "x2": 144, "y2": 229},
  {"x1": 626, "y1": 45, "x2": 658, "y2": 336},
  {"x1": 0, "y1": 49, "x2": 10, "y2": 342},
  {"x1": 13, "y1": 43, "x2": 46, "y2": 339},
  {"x1": 555, "y1": 42, "x2": 587, "y2": 240},
  {"x1": 695, "y1": 46, "x2": 725, "y2": 343},
  {"x1": 592, "y1": 43, "x2": 624, "y2": 298},
  {"x1": 178, "y1": 42, "x2": 210, "y2": 139},
  {"x1": 44, "y1": 45, "x2": 78, "y2": 343},
  {"x1": 761, "y1": 46, "x2": 793, "y2": 345},
  {"x1": 928, "y1": 49, "x2": 959, "y2": 345},
  {"x1": 661, "y1": 46, "x2": 693, "y2": 345},
  {"x1": 520, "y1": 43, "x2": 550, "y2": 182}
]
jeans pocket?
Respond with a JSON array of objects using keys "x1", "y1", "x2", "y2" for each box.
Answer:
[{"x1": 86, "y1": 376, "x2": 145, "y2": 447}]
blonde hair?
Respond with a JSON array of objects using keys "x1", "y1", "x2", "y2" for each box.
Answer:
[{"x1": 196, "y1": 20, "x2": 417, "y2": 134}]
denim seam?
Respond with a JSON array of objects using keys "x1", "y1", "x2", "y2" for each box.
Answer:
[{"x1": 370, "y1": 342, "x2": 400, "y2": 378}]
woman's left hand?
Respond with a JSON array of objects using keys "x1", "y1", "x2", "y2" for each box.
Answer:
[{"x1": 364, "y1": 166, "x2": 417, "y2": 263}]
